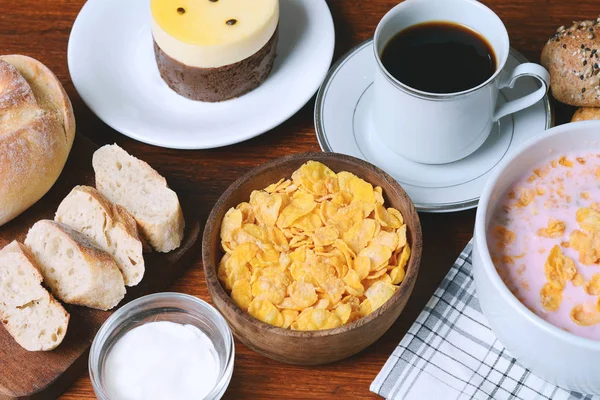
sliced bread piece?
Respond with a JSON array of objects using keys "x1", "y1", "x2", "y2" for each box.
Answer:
[
  {"x1": 0, "y1": 241, "x2": 69, "y2": 351},
  {"x1": 24, "y1": 220, "x2": 126, "y2": 311},
  {"x1": 92, "y1": 144, "x2": 185, "y2": 253},
  {"x1": 55, "y1": 185, "x2": 145, "y2": 286}
]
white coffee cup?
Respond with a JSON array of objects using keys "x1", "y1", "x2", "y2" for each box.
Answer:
[{"x1": 371, "y1": 0, "x2": 550, "y2": 165}]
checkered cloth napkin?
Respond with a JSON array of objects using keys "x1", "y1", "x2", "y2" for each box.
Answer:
[{"x1": 370, "y1": 240, "x2": 598, "y2": 400}]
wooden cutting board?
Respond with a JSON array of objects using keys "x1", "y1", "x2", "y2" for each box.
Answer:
[{"x1": 0, "y1": 135, "x2": 201, "y2": 400}]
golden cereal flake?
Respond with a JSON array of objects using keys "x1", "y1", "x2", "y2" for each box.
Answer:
[
  {"x1": 540, "y1": 282, "x2": 563, "y2": 312},
  {"x1": 374, "y1": 186, "x2": 385, "y2": 205},
  {"x1": 291, "y1": 308, "x2": 341, "y2": 331},
  {"x1": 536, "y1": 218, "x2": 566, "y2": 238},
  {"x1": 231, "y1": 279, "x2": 253, "y2": 310},
  {"x1": 221, "y1": 208, "x2": 243, "y2": 243},
  {"x1": 558, "y1": 156, "x2": 573, "y2": 167},
  {"x1": 571, "y1": 303, "x2": 600, "y2": 326},
  {"x1": 281, "y1": 309, "x2": 299, "y2": 329},
  {"x1": 337, "y1": 171, "x2": 375, "y2": 204},
  {"x1": 516, "y1": 188, "x2": 535, "y2": 207},
  {"x1": 536, "y1": 186, "x2": 546, "y2": 196},
  {"x1": 341, "y1": 219, "x2": 378, "y2": 254},
  {"x1": 248, "y1": 298, "x2": 285, "y2": 327},
  {"x1": 573, "y1": 273, "x2": 585, "y2": 287},
  {"x1": 576, "y1": 207, "x2": 600, "y2": 232},
  {"x1": 533, "y1": 167, "x2": 549, "y2": 178},
  {"x1": 389, "y1": 265, "x2": 405, "y2": 285},
  {"x1": 570, "y1": 230, "x2": 600, "y2": 265},
  {"x1": 264, "y1": 178, "x2": 286, "y2": 193},
  {"x1": 544, "y1": 245, "x2": 576, "y2": 288},
  {"x1": 250, "y1": 191, "x2": 285, "y2": 227},
  {"x1": 251, "y1": 275, "x2": 287, "y2": 305},
  {"x1": 365, "y1": 281, "x2": 397, "y2": 311},
  {"x1": 312, "y1": 226, "x2": 338, "y2": 247},
  {"x1": 584, "y1": 273, "x2": 600, "y2": 295},
  {"x1": 291, "y1": 161, "x2": 338, "y2": 197},
  {"x1": 287, "y1": 281, "x2": 318, "y2": 309},
  {"x1": 493, "y1": 226, "x2": 516, "y2": 247},
  {"x1": 333, "y1": 303, "x2": 352, "y2": 324},
  {"x1": 276, "y1": 191, "x2": 317, "y2": 229}
]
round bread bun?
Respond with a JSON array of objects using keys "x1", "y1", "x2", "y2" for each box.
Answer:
[
  {"x1": 0, "y1": 55, "x2": 76, "y2": 226},
  {"x1": 541, "y1": 18, "x2": 600, "y2": 107},
  {"x1": 572, "y1": 107, "x2": 600, "y2": 122}
]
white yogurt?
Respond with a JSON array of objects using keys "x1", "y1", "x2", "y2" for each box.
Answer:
[{"x1": 104, "y1": 321, "x2": 220, "y2": 400}]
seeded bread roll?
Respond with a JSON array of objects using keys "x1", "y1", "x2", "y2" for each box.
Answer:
[
  {"x1": 571, "y1": 107, "x2": 600, "y2": 121},
  {"x1": 24, "y1": 220, "x2": 126, "y2": 311},
  {"x1": 55, "y1": 185, "x2": 145, "y2": 286},
  {"x1": 92, "y1": 144, "x2": 185, "y2": 253},
  {"x1": 0, "y1": 241, "x2": 69, "y2": 351},
  {"x1": 0, "y1": 55, "x2": 76, "y2": 226},
  {"x1": 541, "y1": 18, "x2": 600, "y2": 106}
]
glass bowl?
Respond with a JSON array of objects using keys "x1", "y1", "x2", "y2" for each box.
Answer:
[{"x1": 89, "y1": 292, "x2": 234, "y2": 399}]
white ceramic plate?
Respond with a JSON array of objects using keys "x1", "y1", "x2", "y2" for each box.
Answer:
[
  {"x1": 68, "y1": 0, "x2": 335, "y2": 149},
  {"x1": 315, "y1": 39, "x2": 553, "y2": 213}
]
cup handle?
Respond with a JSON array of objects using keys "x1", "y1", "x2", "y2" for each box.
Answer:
[{"x1": 493, "y1": 63, "x2": 550, "y2": 122}]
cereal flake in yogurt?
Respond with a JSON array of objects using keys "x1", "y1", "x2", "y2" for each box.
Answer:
[{"x1": 488, "y1": 151, "x2": 600, "y2": 340}]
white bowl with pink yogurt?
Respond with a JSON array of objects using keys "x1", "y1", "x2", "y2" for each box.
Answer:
[{"x1": 474, "y1": 121, "x2": 600, "y2": 394}]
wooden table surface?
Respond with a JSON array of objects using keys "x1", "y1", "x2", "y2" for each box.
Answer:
[{"x1": 0, "y1": 0, "x2": 591, "y2": 398}]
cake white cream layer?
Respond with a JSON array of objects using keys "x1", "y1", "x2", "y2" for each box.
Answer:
[{"x1": 150, "y1": 0, "x2": 279, "y2": 69}]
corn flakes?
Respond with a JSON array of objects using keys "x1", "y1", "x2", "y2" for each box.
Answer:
[
  {"x1": 571, "y1": 303, "x2": 600, "y2": 326},
  {"x1": 536, "y1": 218, "x2": 566, "y2": 238},
  {"x1": 291, "y1": 308, "x2": 342, "y2": 331},
  {"x1": 540, "y1": 282, "x2": 563, "y2": 311},
  {"x1": 231, "y1": 279, "x2": 253, "y2": 310},
  {"x1": 584, "y1": 273, "x2": 600, "y2": 296},
  {"x1": 218, "y1": 161, "x2": 411, "y2": 330},
  {"x1": 544, "y1": 245, "x2": 576, "y2": 288},
  {"x1": 248, "y1": 298, "x2": 285, "y2": 327}
]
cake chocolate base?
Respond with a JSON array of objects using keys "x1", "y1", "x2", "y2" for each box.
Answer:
[{"x1": 154, "y1": 29, "x2": 279, "y2": 102}]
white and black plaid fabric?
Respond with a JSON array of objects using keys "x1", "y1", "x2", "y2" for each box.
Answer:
[{"x1": 370, "y1": 240, "x2": 598, "y2": 400}]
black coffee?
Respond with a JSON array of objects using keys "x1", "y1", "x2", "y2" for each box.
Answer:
[{"x1": 381, "y1": 21, "x2": 496, "y2": 94}]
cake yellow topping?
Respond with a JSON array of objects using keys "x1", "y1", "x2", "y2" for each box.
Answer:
[{"x1": 151, "y1": 0, "x2": 278, "y2": 46}]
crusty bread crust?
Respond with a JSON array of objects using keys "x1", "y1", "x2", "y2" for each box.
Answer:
[
  {"x1": 571, "y1": 107, "x2": 600, "y2": 121},
  {"x1": 0, "y1": 241, "x2": 70, "y2": 351},
  {"x1": 93, "y1": 144, "x2": 185, "y2": 253},
  {"x1": 0, "y1": 55, "x2": 75, "y2": 226},
  {"x1": 55, "y1": 186, "x2": 145, "y2": 286},
  {"x1": 25, "y1": 220, "x2": 126, "y2": 311},
  {"x1": 541, "y1": 18, "x2": 600, "y2": 106}
]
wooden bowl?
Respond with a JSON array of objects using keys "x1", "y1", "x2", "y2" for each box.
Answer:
[{"x1": 202, "y1": 152, "x2": 422, "y2": 365}]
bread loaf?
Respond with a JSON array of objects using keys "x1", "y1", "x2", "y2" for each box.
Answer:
[
  {"x1": 0, "y1": 55, "x2": 76, "y2": 226},
  {"x1": 571, "y1": 107, "x2": 600, "y2": 121},
  {"x1": 55, "y1": 186, "x2": 145, "y2": 286},
  {"x1": 541, "y1": 18, "x2": 600, "y2": 106},
  {"x1": 92, "y1": 144, "x2": 185, "y2": 253},
  {"x1": 0, "y1": 241, "x2": 69, "y2": 351},
  {"x1": 24, "y1": 220, "x2": 126, "y2": 311}
]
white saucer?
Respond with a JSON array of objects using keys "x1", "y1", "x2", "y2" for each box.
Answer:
[
  {"x1": 315, "y1": 39, "x2": 553, "y2": 213},
  {"x1": 68, "y1": 0, "x2": 334, "y2": 149}
]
